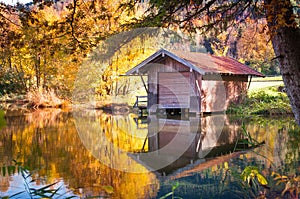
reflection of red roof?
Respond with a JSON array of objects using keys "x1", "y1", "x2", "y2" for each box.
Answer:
[
  {"x1": 126, "y1": 49, "x2": 265, "y2": 77},
  {"x1": 171, "y1": 50, "x2": 265, "y2": 77},
  {"x1": 169, "y1": 150, "x2": 245, "y2": 180}
]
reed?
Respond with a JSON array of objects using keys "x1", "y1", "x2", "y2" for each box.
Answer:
[{"x1": 26, "y1": 89, "x2": 69, "y2": 109}]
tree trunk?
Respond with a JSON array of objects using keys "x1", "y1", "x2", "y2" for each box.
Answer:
[
  {"x1": 265, "y1": 0, "x2": 300, "y2": 125},
  {"x1": 35, "y1": 55, "x2": 41, "y2": 89},
  {"x1": 272, "y1": 28, "x2": 300, "y2": 125}
]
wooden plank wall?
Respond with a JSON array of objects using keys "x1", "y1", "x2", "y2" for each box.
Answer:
[
  {"x1": 158, "y1": 72, "x2": 190, "y2": 108},
  {"x1": 147, "y1": 56, "x2": 201, "y2": 113},
  {"x1": 201, "y1": 75, "x2": 248, "y2": 112}
]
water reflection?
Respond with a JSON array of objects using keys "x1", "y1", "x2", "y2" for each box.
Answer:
[
  {"x1": 0, "y1": 109, "x2": 299, "y2": 198},
  {"x1": 132, "y1": 114, "x2": 246, "y2": 176},
  {"x1": 157, "y1": 117, "x2": 300, "y2": 199},
  {"x1": 243, "y1": 117, "x2": 300, "y2": 172},
  {"x1": 0, "y1": 109, "x2": 159, "y2": 199}
]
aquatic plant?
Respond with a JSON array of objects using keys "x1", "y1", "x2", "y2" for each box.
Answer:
[
  {"x1": 159, "y1": 182, "x2": 183, "y2": 199},
  {"x1": 1, "y1": 159, "x2": 117, "y2": 199},
  {"x1": 272, "y1": 172, "x2": 300, "y2": 199},
  {"x1": 1, "y1": 160, "x2": 76, "y2": 199},
  {"x1": 240, "y1": 166, "x2": 268, "y2": 197}
]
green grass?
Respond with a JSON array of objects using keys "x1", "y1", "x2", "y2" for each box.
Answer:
[
  {"x1": 249, "y1": 76, "x2": 283, "y2": 91},
  {"x1": 227, "y1": 85, "x2": 292, "y2": 116},
  {"x1": 251, "y1": 76, "x2": 283, "y2": 82}
]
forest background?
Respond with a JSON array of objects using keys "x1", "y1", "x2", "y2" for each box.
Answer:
[{"x1": 0, "y1": 0, "x2": 280, "y2": 103}]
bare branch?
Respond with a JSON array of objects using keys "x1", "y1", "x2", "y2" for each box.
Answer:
[
  {"x1": 0, "y1": 13, "x2": 21, "y2": 27},
  {"x1": 69, "y1": 0, "x2": 81, "y2": 44}
]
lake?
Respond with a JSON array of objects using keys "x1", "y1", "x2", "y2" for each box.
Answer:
[{"x1": 0, "y1": 109, "x2": 299, "y2": 198}]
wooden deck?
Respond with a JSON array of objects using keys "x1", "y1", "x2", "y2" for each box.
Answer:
[{"x1": 133, "y1": 96, "x2": 148, "y2": 116}]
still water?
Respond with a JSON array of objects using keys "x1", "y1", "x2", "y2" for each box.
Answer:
[{"x1": 0, "y1": 109, "x2": 299, "y2": 198}]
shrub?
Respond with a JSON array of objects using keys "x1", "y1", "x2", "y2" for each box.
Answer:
[
  {"x1": 227, "y1": 86, "x2": 292, "y2": 116},
  {"x1": 26, "y1": 89, "x2": 68, "y2": 108}
]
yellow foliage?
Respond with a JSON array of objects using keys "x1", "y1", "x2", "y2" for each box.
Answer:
[{"x1": 224, "y1": 162, "x2": 229, "y2": 169}]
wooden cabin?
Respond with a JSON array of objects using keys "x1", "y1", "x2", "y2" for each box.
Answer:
[{"x1": 126, "y1": 49, "x2": 264, "y2": 114}]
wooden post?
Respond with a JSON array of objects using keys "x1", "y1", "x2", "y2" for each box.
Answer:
[
  {"x1": 190, "y1": 72, "x2": 201, "y2": 114},
  {"x1": 140, "y1": 75, "x2": 149, "y2": 93}
]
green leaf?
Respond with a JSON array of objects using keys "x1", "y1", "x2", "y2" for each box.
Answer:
[
  {"x1": 50, "y1": 185, "x2": 61, "y2": 197},
  {"x1": 172, "y1": 182, "x2": 179, "y2": 191},
  {"x1": 159, "y1": 192, "x2": 173, "y2": 199},
  {"x1": 8, "y1": 166, "x2": 15, "y2": 175},
  {"x1": 2, "y1": 166, "x2": 6, "y2": 176},
  {"x1": 0, "y1": 110, "x2": 6, "y2": 130},
  {"x1": 257, "y1": 173, "x2": 268, "y2": 185},
  {"x1": 36, "y1": 181, "x2": 59, "y2": 192},
  {"x1": 102, "y1": 185, "x2": 114, "y2": 194}
]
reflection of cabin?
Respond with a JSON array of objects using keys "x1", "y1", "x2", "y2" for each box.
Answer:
[
  {"x1": 126, "y1": 49, "x2": 264, "y2": 114},
  {"x1": 131, "y1": 115, "x2": 247, "y2": 176}
]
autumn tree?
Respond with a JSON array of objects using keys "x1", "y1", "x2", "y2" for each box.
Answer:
[
  {"x1": 0, "y1": 0, "x2": 139, "y2": 98},
  {"x1": 0, "y1": 3, "x2": 28, "y2": 94},
  {"x1": 122, "y1": 0, "x2": 300, "y2": 125},
  {"x1": 236, "y1": 18, "x2": 279, "y2": 74},
  {"x1": 0, "y1": 1, "x2": 104, "y2": 97},
  {"x1": 18, "y1": 5, "x2": 83, "y2": 95},
  {"x1": 206, "y1": 17, "x2": 278, "y2": 74}
]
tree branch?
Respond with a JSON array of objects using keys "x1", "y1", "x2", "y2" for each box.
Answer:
[
  {"x1": 69, "y1": 0, "x2": 80, "y2": 44},
  {"x1": 0, "y1": 13, "x2": 21, "y2": 27}
]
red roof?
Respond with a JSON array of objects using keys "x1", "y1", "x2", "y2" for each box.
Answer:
[
  {"x1": 171, "y1": 50, "x2": 265, "y2": 77},
  {"x1": 126, "y1": 49, "x2": 265, "y2": 77}
]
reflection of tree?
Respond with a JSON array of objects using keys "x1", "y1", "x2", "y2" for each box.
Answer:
[
  {"x1": 284, "y1": 127, "x2": 300, "y2": 173},
  {"x1": 1, "y1": 110, "x2": 298, "y2": 198},
  {"x1": 0, "y1": 175, "x2": 10, "y2": 193},
  {"x1": 98, "y1": 113, "x2": 148, "y2": 152},
  {"x1": 0, "y1": 110, "x2": 158, "y2": 199},
  {"x1": 155, "y1": 116, "x2": 299, "y2": 198},
  {"x1": 25, "y1": 109, "x2": 64, "y2": 128},
  {"x1": 244, "y1": 117, "x2": 300, "y2": 170}
]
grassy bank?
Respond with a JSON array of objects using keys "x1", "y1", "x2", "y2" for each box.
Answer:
[
  {"x1": 248, "y1": 76, "x2": 283, "y2": 90},
  {"x1": 227, "y1": 85, "x2": 292, "y2": 116},
  {"x1": 0, "y1": 89, "x2": 69, "y2": 110}
]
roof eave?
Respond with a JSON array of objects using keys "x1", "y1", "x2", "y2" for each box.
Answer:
[
  {"x1": 125, "y1": 49, "x2": 206, "y2": 75},
  {"x1": 163, "y1": 49, "x2": 206, "y2": 75},
  {"x1": 125, "y1": 49, "x2": 164, "y2": 75}
]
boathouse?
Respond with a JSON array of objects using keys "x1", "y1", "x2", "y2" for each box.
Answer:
[{"x1": 126, "y1": 49, "x2": 264, "y2": 114}]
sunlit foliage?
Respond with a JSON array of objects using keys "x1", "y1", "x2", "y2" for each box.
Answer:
[{"x1": 0, "y1": 0, "x2": 284, "y2": 100}]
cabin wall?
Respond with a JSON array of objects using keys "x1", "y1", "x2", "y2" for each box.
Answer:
[
  {"x1": 146, "y1": 56, "x2": 247, "y2": 114},
  {"x1": 201, "y1": 75, "x2": 248, "y2": 113},
  {"x1": 223, "y1": 75, "x2": 248, "y2": 105},
  {"x1": 148, "y1": 57, "x2": 201, "y2": 113}
]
